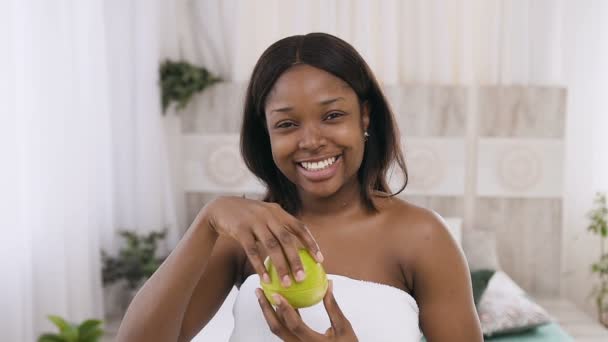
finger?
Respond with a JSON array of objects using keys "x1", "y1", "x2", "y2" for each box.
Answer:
[
  {"x1": 255, "y1": 288, "x2": 290, "y2": 339},
  {"x1": 239, "y1": 232, "x2": 271, "y2": 284},
  {"x1": 273, "y1": 293, "x2": 322, "y2": 340},
  {"x1": 266, "y1": 220, "x2": 306, "y2": 283},
  {"x1": 252, "y1": 225, "x2": 292, "y2": 288},
  {"x1": 268, "y1": 204, "x2": 324, "y2": 264},
  {"x1": 323, "y1": 280, "x2": 351, "y2": 336},
  {"x1": 295, "y1": 222, "x2": 324, "y2": 263},
  {"x1": 286, "y1": 219, "x2": 324, "y2": 263}
]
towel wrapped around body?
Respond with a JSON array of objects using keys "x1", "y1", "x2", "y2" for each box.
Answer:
[{"x1": 229, "y1": 274, "x2": 422, "y2": 341}]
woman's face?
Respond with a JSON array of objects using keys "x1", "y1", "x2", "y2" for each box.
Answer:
[{"x1": 264, "y1": 64, "x2": 370, "y2": 199}]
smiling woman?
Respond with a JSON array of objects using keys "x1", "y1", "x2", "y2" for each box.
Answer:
[
  {"x1": 240, "y1": 34, "x2": 410, "y2": 218},
  {"x1": 258, "y1": 63, "x2": 372, "y2": 202},
  {"x1": 116, "y1": 33, "x2": 483, "y2": 342}
]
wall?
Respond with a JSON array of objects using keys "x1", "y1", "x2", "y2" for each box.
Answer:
[{"x1": 561, "y1": 0, "x2": 608, "y2": 317}]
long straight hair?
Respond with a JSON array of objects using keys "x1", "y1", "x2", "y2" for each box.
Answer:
[{"x1": 240, "y1": 32, "x2": 407, "y2": 214}]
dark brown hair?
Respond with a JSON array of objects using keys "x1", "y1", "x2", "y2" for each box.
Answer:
[{"x1": 240, "y1": 32, "x2": 407, "y2": 214}]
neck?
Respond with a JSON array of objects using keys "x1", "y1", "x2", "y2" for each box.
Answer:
[{"x1": 297, "y1": 178, "x2": 367, "y2": 221}]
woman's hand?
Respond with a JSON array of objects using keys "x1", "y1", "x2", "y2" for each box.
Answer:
[
  {"x1": 255, "y1": 280, "x2": 358, "y2": 342},
  {"x1": 203, "y1": 196, "x2": 323, "y2": 287}
]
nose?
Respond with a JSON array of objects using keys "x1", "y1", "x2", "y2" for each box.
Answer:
[{"x1": 298, "y1": 124, "x2": 326, "y2": 150}]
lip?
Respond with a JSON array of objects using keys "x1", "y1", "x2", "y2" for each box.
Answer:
[{"x1": 296, "y1": 155, "x2": 342, "y2": 182}]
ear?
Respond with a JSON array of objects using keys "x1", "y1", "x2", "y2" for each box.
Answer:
[{"x1": 361, "y1": 101, "x2": 370, "y2": 131}]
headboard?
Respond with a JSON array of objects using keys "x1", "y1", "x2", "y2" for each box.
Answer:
[{"x1": 180, "y1": 84, "x2": 566, "y2": 296}]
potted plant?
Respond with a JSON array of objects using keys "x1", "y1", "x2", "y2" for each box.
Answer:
[
  {"x1": 102, "y1": 229, "x2": 168, "y2": 312},
  {"x1": 587, "y1": 192, "x2": 608, "y2": 327},
  {"x1": 38, "y1": 315, "x2": 103, "y2": 342},
  {"x1": 159, "y1": 59, "x2": 221, "y2": 114}
]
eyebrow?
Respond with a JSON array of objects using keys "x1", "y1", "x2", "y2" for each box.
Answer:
[{"x1": 270, "y1": 97, "x2": 345, "y2": 114}]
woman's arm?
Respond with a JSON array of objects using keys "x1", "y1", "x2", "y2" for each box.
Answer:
[
  {"x1": 410, "y1": 211, "x2": 483, "y2": 341},
  {"x1": 178, "y1": 236, "x2": 242, "y2": 341},
  {"x1": 116, "y1": 195, "x2": 322, "y2": 342},
  {"x1": 116, "y1": 206, "x2": 235, "y2": 342}
]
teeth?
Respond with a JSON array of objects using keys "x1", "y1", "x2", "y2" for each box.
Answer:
[{"x1": 300, "y1": 156, "x2": 337, "y2": 171}]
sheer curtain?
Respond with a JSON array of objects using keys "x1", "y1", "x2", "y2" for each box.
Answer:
[
  {"x1": 0, "y1": 0, "x2": 180, "y2": 339},
  {"x1": 0, "y1": 1, "x2": 110, "y2": 340},
  {"x1": 103, "y1": 0, "x2": 183, "y2": 253},
  {"x1": 181, "y1": 0, "x2": 564, "y2": 84}
]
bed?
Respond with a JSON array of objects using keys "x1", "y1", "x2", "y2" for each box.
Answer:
[{"x1": 482, "y1": 323, "x2": 573, "y2": 341}]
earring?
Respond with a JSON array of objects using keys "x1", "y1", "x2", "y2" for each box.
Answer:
[{"x1": 364, "y1": 131, "x2": 370, "y2": 141}]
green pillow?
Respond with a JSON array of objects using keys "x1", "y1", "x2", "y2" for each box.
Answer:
[{"x1": 471, "y1": 269, "x2": 495, "y2": 306}]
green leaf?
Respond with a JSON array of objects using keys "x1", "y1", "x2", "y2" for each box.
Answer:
[
  {"x1": 80, "y1": 330, "x2": 104, "y2": 342},
  {"x1": 47, "y1": 315, "x2": 71, "y2": 334},
  {"x1": 102, "y1": 229, "x2": 169, "y2": 288},
  {"x1": 38, "y1": 334, "x2": 66, "y2": 342},
  {"x1": 64, "y1": 324, "x2": 79, "y2": 342},
  {"x1": 78, "y1": 319, "x2": 103, "y2": 339},
  {"x1": 159, "y1": 59, "x2": 221, "y2": 115}
]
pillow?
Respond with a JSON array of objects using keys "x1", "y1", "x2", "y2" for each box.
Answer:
[
  {"x1": 442, "y1": 217, "x2": 462, "y2": 247},
  {"x1": 478, "y1": 271, "x2": 552, "y2": 337},
  {"x1": 462, "y1": 229, "x2": 501, "y2": 271},
  {"x1": 471, "y1": 269, "x2": 495, "y2": 306}
]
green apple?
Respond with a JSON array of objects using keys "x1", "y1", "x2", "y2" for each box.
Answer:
[{"x1": 261, "y1": 249, "x2": 328, "y2": 308}]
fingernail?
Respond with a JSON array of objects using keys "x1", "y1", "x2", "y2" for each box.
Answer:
[
  {"x1": 262, "y1": 273, "x2": 271, "y2": 284},
  {"x1": 255, "y1": 289, "x2": 262, "y2": 299},
  {"x1": 316, "y1": 251, "x2": 325, "y2": 263},
  {"x1": 295, "y1": 270, "x2": 306, "y2": 282},
  {"x1": 282, "y1": 275, "x2": 292, "y2": 287},
  {"x1": 272, "y1": 294, "x2": 281, "y2": 305}
]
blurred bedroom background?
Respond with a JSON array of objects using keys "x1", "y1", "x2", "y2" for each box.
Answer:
[{"x1": 1, "y1": 0, "x2": 608, "y2": 341}]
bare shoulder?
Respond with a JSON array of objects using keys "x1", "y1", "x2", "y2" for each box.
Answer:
[
  {"x1": 374, "y1": 196, "x2": 481, "y2": 340},
  {"x1": 375, "y1": 196, "x2": 462, "y2": 274},
  {"x1": 378, "y1": 196, "x2": 453, "y2": 245}
]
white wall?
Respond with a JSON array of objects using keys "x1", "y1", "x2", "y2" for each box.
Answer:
[{"x1": 561, "y1": 0, "x2": 608, "y2": 317}]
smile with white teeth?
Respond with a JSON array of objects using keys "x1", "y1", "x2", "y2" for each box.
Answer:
[{"x1": 299, "y1": 156, "x2": 339, "y2": 171}]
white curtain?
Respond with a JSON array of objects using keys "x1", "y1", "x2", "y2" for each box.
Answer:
[
  {"x1": 0, "y1": 0, "x2": 180, "y2": 339},
  {"x1": 181, "y1": 0, "x2": 564, "y2": 85},
  {"x1": 0, "y1": 1, "x2": 110, "y2": 340},
  {"x1": 104, "y1": 0, "x2": 183, "y2": 253}
]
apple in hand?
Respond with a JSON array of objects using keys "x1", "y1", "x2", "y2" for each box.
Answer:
[{"x1": 260, "y1": 249, "x2": 328, "y2": 308}]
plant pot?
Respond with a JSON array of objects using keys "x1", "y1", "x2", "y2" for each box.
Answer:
[
  {"x1": 103, "y1": 282, "x2": 126, "y2": 320},
  {"x1": 119, "y1": 279, "x2": 149, "y2": 315},
  {"x1": 120, "y1": 287, "x2": 139, "y2": 314},
  {"x1": 602, "y1": 310, "x2": 608, "y2": 328}
]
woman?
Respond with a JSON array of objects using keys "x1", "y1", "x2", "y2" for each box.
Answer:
[{"x1": 117, "y1": 33, "x2": 482, "y2": 342}]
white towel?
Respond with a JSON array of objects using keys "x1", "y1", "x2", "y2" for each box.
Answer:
[{"x1": 229, "y1": 274, "x2": 422, "y2": 342}]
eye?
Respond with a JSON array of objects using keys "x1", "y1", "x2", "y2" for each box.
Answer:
[
  {"x1": 275, "y1": 121, "x2": 296, "y2": 129},
  {"x1": 324, "y1": 112, "x2": 344, "y2": 121}
]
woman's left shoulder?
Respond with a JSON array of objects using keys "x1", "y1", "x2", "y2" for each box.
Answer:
[
  {"x1": 378, "y1": 197, "x2": 450, "y2": 239},
  {"x1": 376, "y1": 196, "x2": 461, "y2": 263}
]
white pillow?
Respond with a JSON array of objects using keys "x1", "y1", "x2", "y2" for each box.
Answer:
[
  {"x1": 478, "y1": 271, "x2": 552, "y2": 337},
  {"x1": 442, "y1": 217, "x2": 463, "y2": 247},
  {"x1": 462, "y1": 229, "x2": 501, "y2": 271}
]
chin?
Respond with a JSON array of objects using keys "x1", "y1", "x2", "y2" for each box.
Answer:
[{"x1": 299, "y1": 179, "x2": 343, "y2": 199}]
